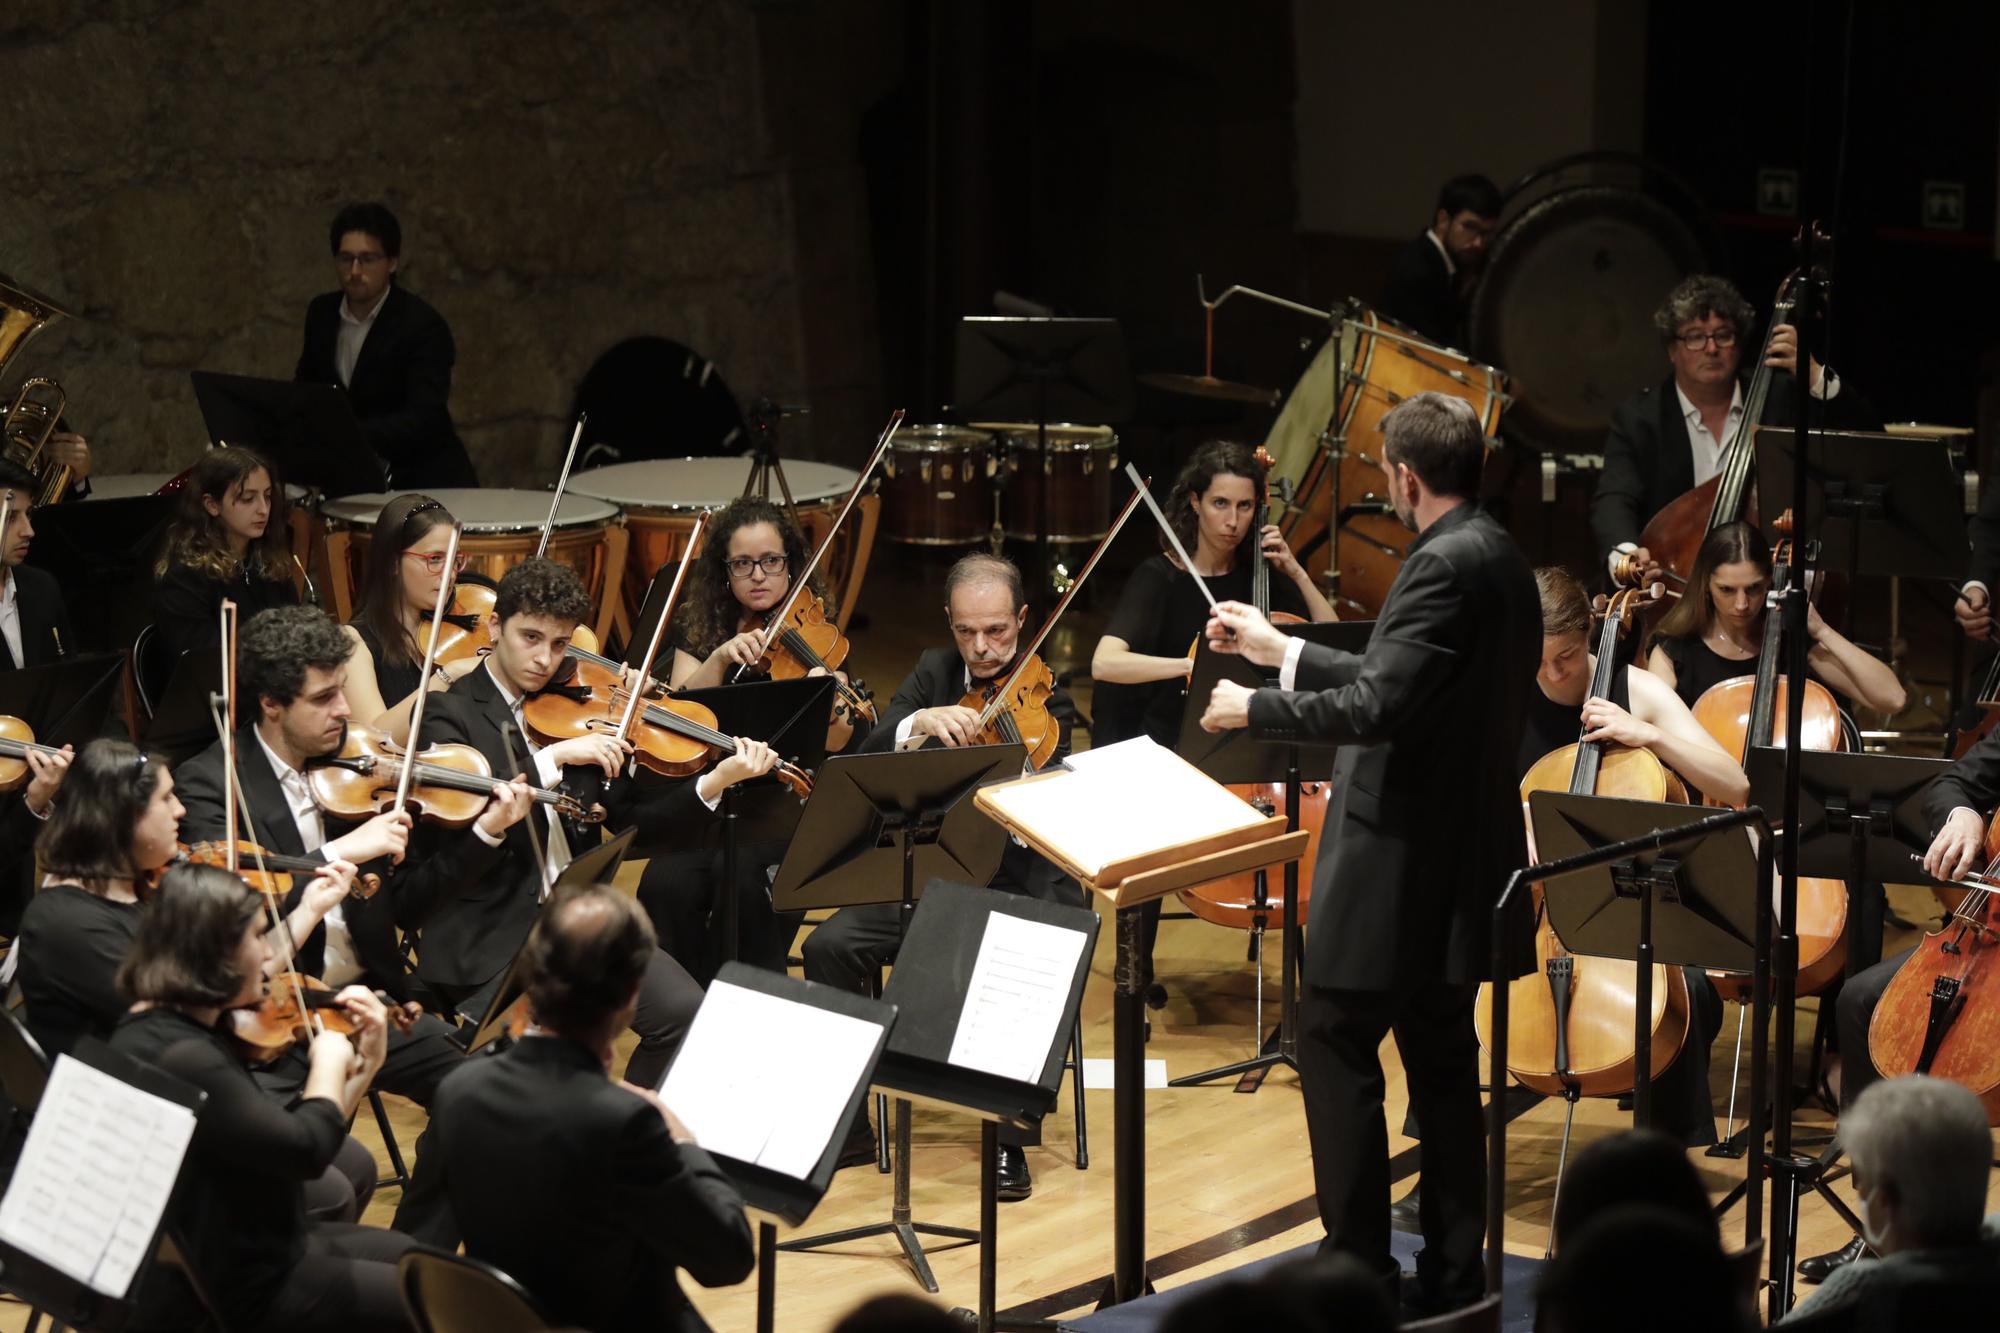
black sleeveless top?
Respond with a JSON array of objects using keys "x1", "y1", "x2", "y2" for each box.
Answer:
[
  {"x1": 353, "y1": 622, "x2": 422, "y2": 706},
  {"x1": 1517, "y1": 662, "x2": 1630, "y2": 782}
]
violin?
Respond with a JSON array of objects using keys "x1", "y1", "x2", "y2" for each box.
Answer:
[
  {"x1": 0, "y1": 714, "x2": 70, "y2": 793},
  {"x1": 1474, "y1": 574, "x2": 1693, "y2": 1098},
  {"x1": 752, "y1": 588, "x2": 878, "y2": 728},
  {"x1": 174, "y1": 839, "x2": 383, "y2": 902},
  {"x1": 1687, "y1": 512, "x2": 1848, "y2": 999},
  {"x1": 232, "y1": 971, "x2": 417, "y2": 1064},
  {"x1": 307, "y1": 724, "x2": 603, "y2": 828},
  {"x1": 430, "y1": 579, "x2": 602, "y2": 664},
  {"x1": 1869, "y1": 815, "x2": 2000, "y2": 1122}
]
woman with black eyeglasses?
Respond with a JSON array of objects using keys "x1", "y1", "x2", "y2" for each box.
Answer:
[{"x1": 340, "y1": 493, "x2": 485, "y2": 731}]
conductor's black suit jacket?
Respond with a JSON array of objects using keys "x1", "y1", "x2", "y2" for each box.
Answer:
[
  {"x1": 406, "y1": 1034, "x2": 755, "y2": 1333},
  {"x1": 858, "y1": 645, "x2": 1083, "y2": 906},
  {"x1": 295, "y1": 284, "x2": 478, "y2": 490},
  {"x1": 1247, "y1": 503, "x2": 1540, "y2": 991}
]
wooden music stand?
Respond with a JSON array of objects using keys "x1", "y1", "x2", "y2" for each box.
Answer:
[{"x1": 972, "y1": 738, "x2": 1307, "y2": 1307}]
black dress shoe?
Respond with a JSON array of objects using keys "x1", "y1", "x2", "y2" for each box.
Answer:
[
  {"x1": 1797, "y1": 1235, "x2": 1865, "y2": 1283},
  {"x1": 1389, "y1": 1181, "x2": 1422, "y2": 1235},
  {"x1": 836, "y1": 1118, "x2": 877, "y2": 1170},
  {"x1": 996, "y1": 1145, "x2": 1032, "y2": 1201}
]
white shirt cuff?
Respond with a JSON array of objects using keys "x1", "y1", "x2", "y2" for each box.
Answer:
[
  {"x1": 472, "y1": 821, "x2": 505, "y2": 849},
  {"x1": 894, "y1": 712, "x2": 919, "y2": 747},
  {"x1": 1811, "y1": 366, "x2": 1839, "y2": 400},
  {"x1": 533, "y1": 750, "x2": 563, "y2": 789},
  {"x1": 1278, "y1": 636, "x2": 1307, "y2": 692},
  {"x1": 1962, "y1": 580, "x2": 1989, "y2": 602},
  {"x1": 697, "y1": 778, "x2": 722, "y2": 812}
]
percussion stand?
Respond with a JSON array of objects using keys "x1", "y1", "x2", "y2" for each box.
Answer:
[{"x1": 742, "y1": 396, "x2": 808, "y2": 535}]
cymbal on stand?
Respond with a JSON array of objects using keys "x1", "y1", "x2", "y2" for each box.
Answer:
[{"x1": 1138, "y1": 371, "x2": 1281, "y2": 407}]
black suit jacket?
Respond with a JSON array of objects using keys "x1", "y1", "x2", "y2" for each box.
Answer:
[
  {"x1": 404, "y1": 1034, "x2": 753, "y2": 1332},
  {"x1": 415, "y1": 664, "x2": 707, "y2": 990},
  {"x1": 295, "y1": 285, "x2": 478, "y2": 490},
  {"x1": 172, "y1": 723, "x2": 498, "y2": 1003},
  {"x1": 1589, "y1": 371, "x2": 1884, "y2": 564},
  {"x1": 858, "y1": 646, "x2": 1082, "y2": 906},
  {"x1": 1248, "y1": 503, "x2": 1540, "y2": 989},
  {"x1": 1926, "y1": 725, "x2": 2000, "y2": 832},
  {"x1": 1380, "y1": 231, "x2": 1462, "y2": 347},
  {"x1": 1, "y1": 565, "x2": 71, "y2": 668}
]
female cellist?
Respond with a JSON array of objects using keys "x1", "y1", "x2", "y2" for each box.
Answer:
[
  {"x1": 109, "y1": 862, "x2": 416, "y2": 1332},
  {"x1": 340, "y1": 493, "x2": 487, "y2": 730},
  {"x1": 1090, "y1": 440, "x2": 1336, "y2": 987},
  {"x1": 152, "y1": 447, "x2": 299, "y2": 663}
]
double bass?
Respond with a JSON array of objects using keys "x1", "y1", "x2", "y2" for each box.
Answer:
[
  {"x1": 1180, "y1": 449, "x2": 1330, "y2": 931},
  {"x1": 1474, "y1": 576, "x2": 1692, "y2": 1099}
]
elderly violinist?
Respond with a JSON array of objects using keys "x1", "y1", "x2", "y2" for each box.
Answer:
[{"x1": 802, "y1": 551, "x2": 1082, "y2": 1199}]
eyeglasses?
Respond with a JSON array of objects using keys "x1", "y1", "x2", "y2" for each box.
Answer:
[
  {"x1": 403, "y1": 549, "x2": 470, "y2": 575},
  {"x1": 724, "y1": 554, "x2": 789, "y2": 580},
  {"x1": 335, "y1": 251, "x2": 387, "y2": 270},
  {"x1": 1676, "y1": 328, "x2": 1738, "y2": 351}
]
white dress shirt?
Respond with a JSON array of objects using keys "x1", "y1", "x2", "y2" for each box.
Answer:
[
  {"x1": 0, "y1": 571, "x2": 22, "y2": 669},
  {"x1": 253, "y1": 729, "x2": 364, "y2": 987},
  {"x1": 1424, "y1": 227, "x2": 1456, "y2": 279},
  {"x1": 335, "y1": 288, "x2": 390, "y2": 388}
]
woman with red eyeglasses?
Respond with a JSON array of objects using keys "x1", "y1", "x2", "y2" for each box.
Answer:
[{"x1": 340, "y1": 494, "x2": 485, "y2": 731}]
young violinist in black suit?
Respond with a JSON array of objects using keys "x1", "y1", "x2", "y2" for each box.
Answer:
[
  {"x1": 295, "y1": 202, "x2": 478, "y2": 490},
  {"x1": 110, "y1": 862, "x2": 418, "y2": 1333},
  {"x1": 413, "y1": 557, "x2": 779, "y2": 1088},
  {"x1": 0, "y1": 458, "x2": 73, "y2": 669},
  {"x1": 402, "y1": 882, "x2": 755, "y2": 1333},
  {"x1": 1200, "y1": 391, "x2": 1541, "y2": 1316},
  {"x1": 1589, "y1": 273, "x2": 1878, "y2": 579},
  {"x1": 803, "y1": 551, "x2": 1080, "y2": 1199}
]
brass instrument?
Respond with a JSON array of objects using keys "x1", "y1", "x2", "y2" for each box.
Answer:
[{"x1": 0, "y1": 276, "x2": 77, "y2": 506}]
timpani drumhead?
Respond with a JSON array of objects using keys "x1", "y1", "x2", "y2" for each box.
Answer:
[
  {"x1": 567, "y1": 457, "x2": 859, "y2": 512},
  {"x1": 322, "y1": 488, "x2": 620, "y2": 532}
]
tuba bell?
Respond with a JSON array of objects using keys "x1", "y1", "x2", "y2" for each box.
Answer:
[{"x1": 0, "y1": 274, "x2": 77, "y2": 506}]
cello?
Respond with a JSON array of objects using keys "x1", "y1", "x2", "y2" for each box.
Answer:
[
  {"x1": 1868, "y1": 816, "x2": 2000, "y2": 1122},
  {"x1": 1180, "y1": 448, "x2": 1330, "y2": 931},
  {"x1": 1474, "y1": 576, "x2": 1693, "y2": 1106}
]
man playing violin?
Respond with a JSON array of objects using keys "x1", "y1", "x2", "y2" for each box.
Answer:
[
  {"x1": 413, "y1": 557, "x2": 780, "y2": 1090},
  {"x1": 1199, "y1": 392, "x2": 1539, "y2": 1316},
  {"x1": 1591, "y1": 273, "x2": 1874, "y2": 582},
  {"x1": 802, "y1": 551, "x2": 1082, "y2": 1199}
]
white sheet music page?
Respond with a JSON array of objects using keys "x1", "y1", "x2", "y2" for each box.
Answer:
[
  {"x1": 0, "y1": 1054, "x2": 197, "y2": 1298},
  {"x1": 660, "y1": 980, "x2": 883, "y2": 1179},
  {"x1": 984, "y1": 736, "x2": 1265, "y2": 878},
  {"x1": 947, "y1": 912, "x2": 1089, "y2": 1083}
]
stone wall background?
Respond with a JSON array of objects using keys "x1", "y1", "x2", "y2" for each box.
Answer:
[{"x1": 0, "y1": 0, "x2": 892, "y2": 485}]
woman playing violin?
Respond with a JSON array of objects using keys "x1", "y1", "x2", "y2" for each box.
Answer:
[
  {"x1": 152, "y1": 447, "x2": 300, "y2": 666},
  {"x1": 1646, "y1": 520, "x2": 1906, "y2": 717},
  {"x1": 340, "y1": 493, "x2": 487, "y2": 731},
  {"x1": 109, "y1": 863, "x2": 417, "y2": 1333}
]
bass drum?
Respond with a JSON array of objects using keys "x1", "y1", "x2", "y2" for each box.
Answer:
[{"x1": 1469, "y1": 183, "x2": 1712, "y2": 458}]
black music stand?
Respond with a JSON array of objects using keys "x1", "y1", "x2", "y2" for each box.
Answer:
[
  {"x1": 660, "y1": 962, "x2": 896, "y2": 1333},
  {"x1": 1169, "y1": 621, "x2": 1367, "y2": 1092},
  {"x1": 953, "y1": 317, "x2": 1133, "y2": 622},
  {"x1": 772, "y1": 744, "x2": 1024, "y2": 1291},
  {"x1": 671, "y1": 676, "x2": 836, "y2": 966},
  {"x1": 189, "y1": 370, "x2": 384, "y2": 496},
  {"x1": 0, "y1": 653, "x2": 124, "y2": 750},
  {"x1": 1752, "y1": 426, "x2": 1966, "y2": 588},
  {"x1": 873, "y1": 880, "x2": 1099, "y2": 1332},
  {"x1": 22, "y1": 496, "x2": 172, "y2": 657},
  {"x1": 141, "y1": 651, "x2": 225, "y2": 768},
  {"x1": 463, "y1": 828, "x2": 637, "y2": 1054}
]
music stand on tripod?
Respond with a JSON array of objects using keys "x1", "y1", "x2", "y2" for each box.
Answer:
[
  {"x1": 770, "y1": 743, "x2": 1025, "y2": 1291},
  {"x1": 1169, "y1": 621, "x2": 1366, "y2": 1091},
  {"x1": 953, "y1": 317, "x2": 1133, "y2": 641},
  {"x1": 189, "y1": 370, "x2": 385, "y2": 496}
]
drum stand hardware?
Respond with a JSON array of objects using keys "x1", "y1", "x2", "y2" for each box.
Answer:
[{"x1": 743, "y1": 396, "x2": 812, "y2": 533}]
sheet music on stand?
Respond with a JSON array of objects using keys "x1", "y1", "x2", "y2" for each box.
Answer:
[
  {"x1": 0, "y1": 1045, "x2": 203, "y2": 1310},
  {"x1": 946, "y1": 910, "x2": 1091, "y2": 1085}
]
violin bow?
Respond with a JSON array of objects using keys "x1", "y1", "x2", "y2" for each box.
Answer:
[
  {"x1": 534, "y1": 413, "x2": 587, "y2": 561},
  {"x1": 616, "y1": 511, "x2": 706, "y2": 745},
  {"x1": 499, "y1": 720, "x2": 557, "y2": 904},
  {"x1": 730, "y1": 408, "x2": 905, "y2": 682},
  {"x1": 970, "y1": 479, "x2": 1150, "y2": 734},
  {"x1": 394, "y1": 523, "x2": 463, "y2": 816},
  {"x1": 208, "y1": 599, "x2": 319, "y2": 1034},
  {"x1": 1124, "y1": 461, "x2": 1227, "y2": 621}
]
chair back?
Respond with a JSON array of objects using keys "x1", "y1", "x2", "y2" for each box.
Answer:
[
  {"x1": 0, "y1": 1003, "x2": 49, "y2": 1114},
  {"x1": 398, "y1": 1249, "x2": 548, "y2": 1333}
]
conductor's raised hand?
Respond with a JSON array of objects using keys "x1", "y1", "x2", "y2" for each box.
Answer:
[
  {"x1": 1206, "y1": 601, "x2": 1289, "y2": 668},
  {"x1": 1201, "y1": 679, "x2": 1255, "y2": 733}
]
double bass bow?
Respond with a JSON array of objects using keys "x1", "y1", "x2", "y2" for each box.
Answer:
[{"x1": 1473, "y1": 572, "x2": 1693, "y2": 1100}]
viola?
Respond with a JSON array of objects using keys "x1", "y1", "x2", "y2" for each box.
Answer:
[
  {"x1": 175, "y1": 839, "x2": 382, "y2": 902},
  {"x1": 232, "y1": 971, "x2": 417, "y2": 1064},
  {"x1": 752, "y1": 588, "x2": 878, "y2": 728},
  {"x1": 1868, "y1": 815, "x2": 2000, "y2": 1122},
  {"x1": 0, "y1": 714, "x2": 69, "y2": 793},
  {"x1": 1474, "y1": 575, "x2": 1693, "y2": 1098},
  {"x1": 307, "y1": 724, "x2": 603, "y2": 828},
  {"x1": 956, "y1": 654, "x2": 1061, "y2": 770}
]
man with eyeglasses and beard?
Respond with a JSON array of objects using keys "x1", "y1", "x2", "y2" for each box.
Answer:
[
  {"x1": 295, "y1": 202, "x2": 479, "y2": 490},
  {"x1": 1590, "y1": 273, "x2": 1879, "y2": 584}
]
